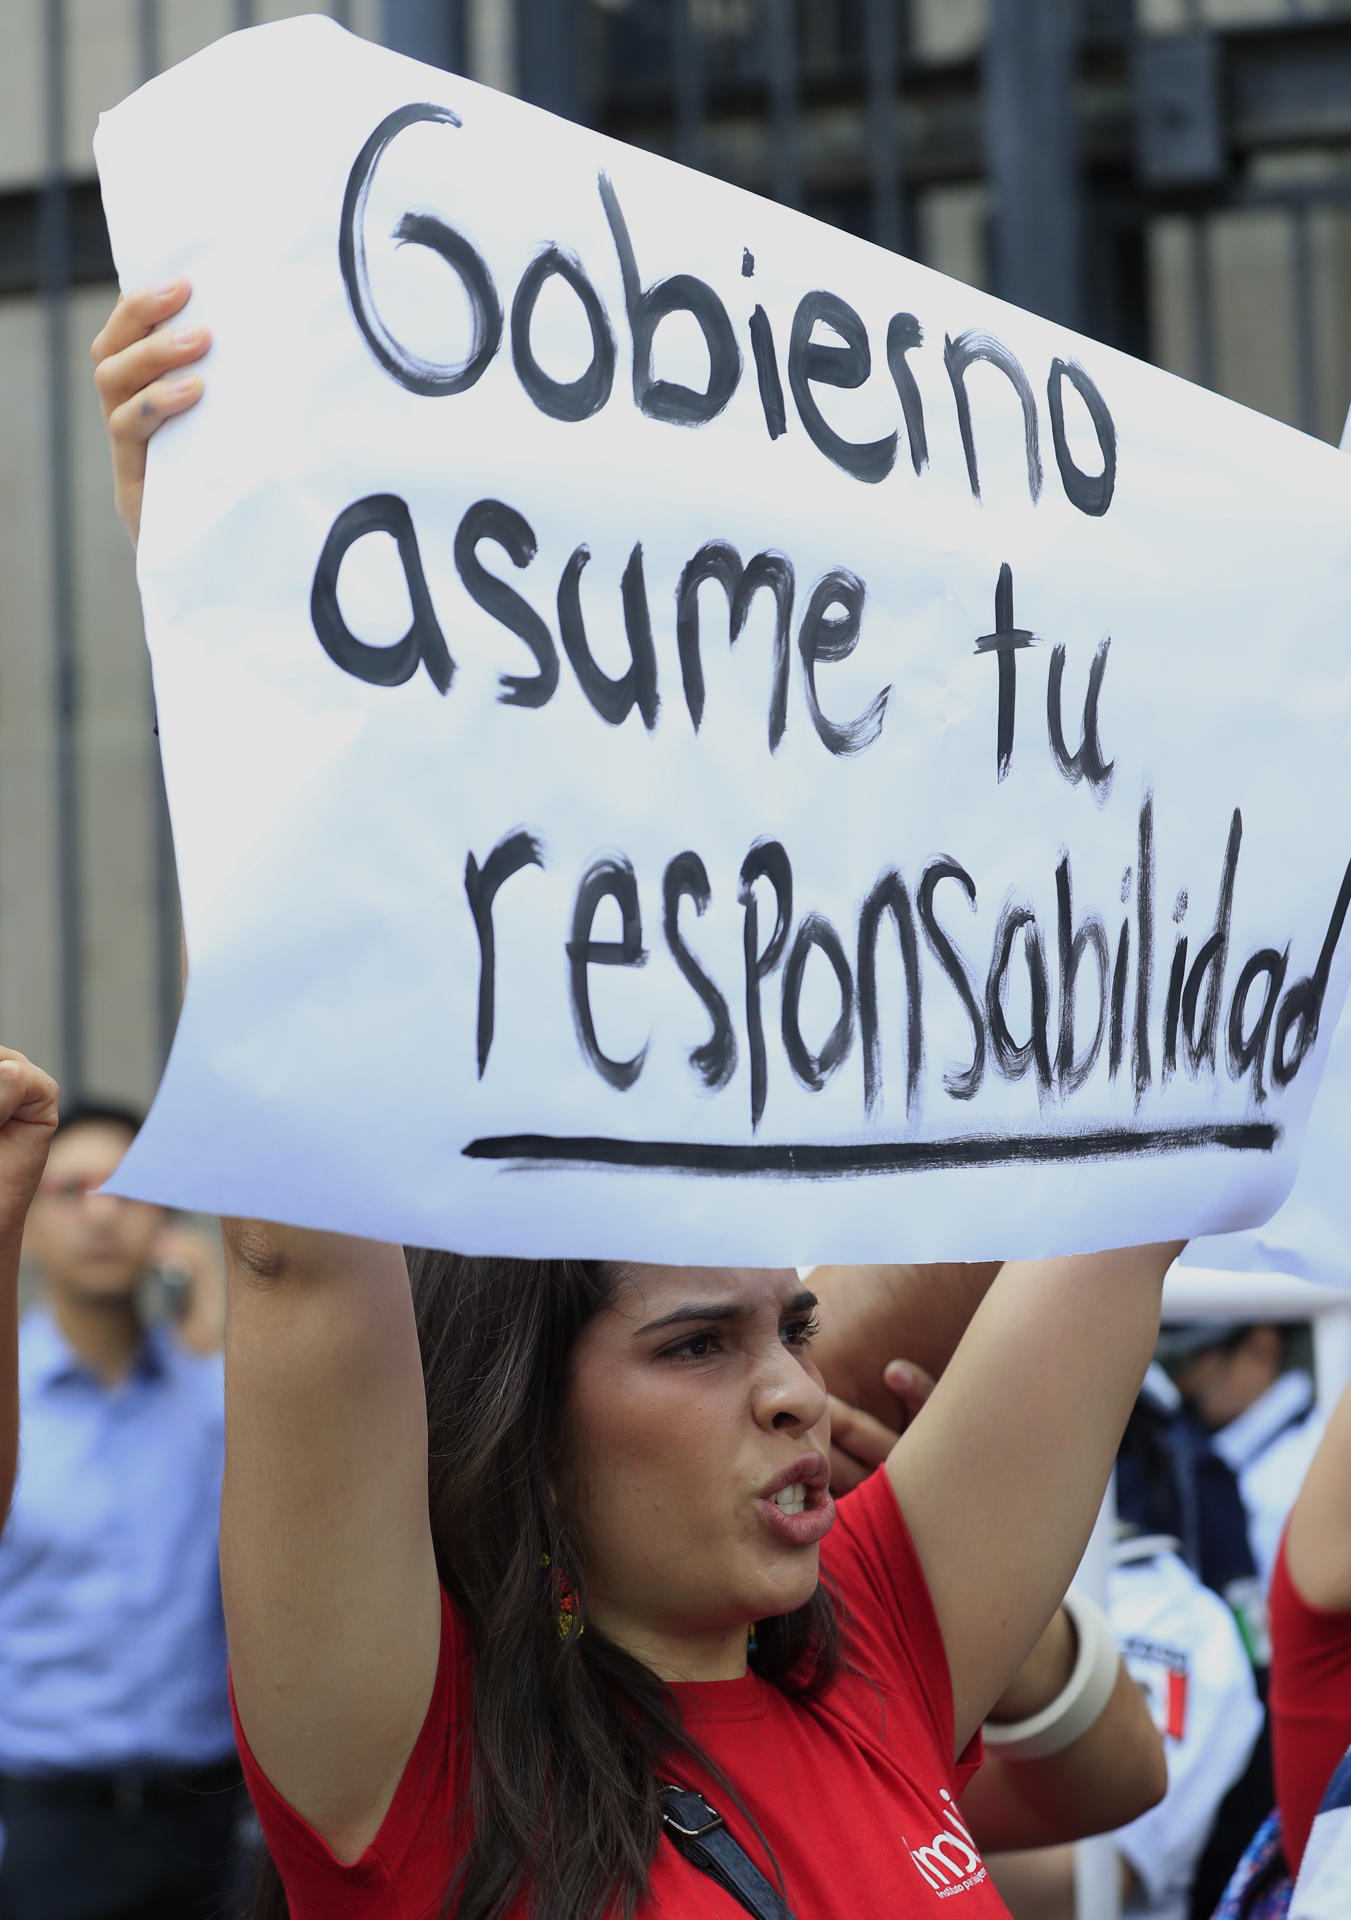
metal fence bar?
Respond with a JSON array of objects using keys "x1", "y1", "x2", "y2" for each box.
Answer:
[
  {"x1": 382, "y1": 0, "x2": 465, "y2": 73},
  {"x1": 1291, "y1": 201, "x2": 1320, "y2": 435},
  {"x1": 672, "y1": 0, "x2": 707, "y2": 175},
  {"x1": 985, "y1": 0, "x2": 1082, "y2": 328},
  {"x1": 1189, "y1": 214, "x2": 1217, "y2": 391},
  {"x1": 515, "y1": 0, "x2": 581, "y2": 119},
  {"x1": 1073, "y1": 1482, "x2": 1122, "y2": 1920},
  {"x1": 234, "y1": 0, "x2": 255, "y2": 30},
  {"x1": 764, "y1": 0, "x2": 802, "y2": 210},
  {"x1": 137, "y1": 0, "x2": 159, "y2": 74},
  {"x1": 40, "y1": 0, "x2": 83, "y2": 1098},
  {"x1": 862, "y1": 0, "x2": 905, "y2": 254}
]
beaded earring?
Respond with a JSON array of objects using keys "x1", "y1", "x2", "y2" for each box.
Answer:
[{"x1": 540, "y1": 1553, "x2": 583, "y2": 1640}]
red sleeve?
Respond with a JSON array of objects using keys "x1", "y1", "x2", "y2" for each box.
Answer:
[
  {"x1": 1269, "y1": 1530, "x2": 1351, "y2": 1875},
  {"x1": 822, "y1": 1467, "x2": 984, "y2": 1793},
  {"x1": 231, "y1": 1587, "x2": 470, "y2": 1920}
]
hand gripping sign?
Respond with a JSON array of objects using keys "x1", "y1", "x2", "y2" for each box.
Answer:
[{"x1": 94, "y1": 16, "x2": 1351, "y2": 1264}]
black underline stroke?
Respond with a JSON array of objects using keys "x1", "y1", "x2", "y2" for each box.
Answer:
[{"x1": 462, "y1": 1120, "x2": 1280, "y2": 1180}]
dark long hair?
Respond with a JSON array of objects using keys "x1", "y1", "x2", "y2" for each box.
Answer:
[{"x1": 253, "y1": 1251, "x2": 842, "y2": 1920}]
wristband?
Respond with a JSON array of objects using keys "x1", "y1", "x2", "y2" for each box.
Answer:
[{"x1": 981, "y1": 1588, "x2": 1120, "y2": 1760}]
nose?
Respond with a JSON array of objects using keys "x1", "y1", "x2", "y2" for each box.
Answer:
[
  {"x1": 752, "y1": 1340, "x2": 829, "y2": 1438},
  {"x1": 82, "y1": 1190, "x2": 123, "y2": 1226}
]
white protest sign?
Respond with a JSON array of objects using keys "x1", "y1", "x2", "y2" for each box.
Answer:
[
  {"x1": 1181, "y1": 405, "x2": 1351, "y2": 1291},
  {"x1": 94, "y1": 16, "x2": 1351, "y2": 1264},
  {"x1": 1183, "y1": 1004, "x2": 1351, "y2": 1288}
]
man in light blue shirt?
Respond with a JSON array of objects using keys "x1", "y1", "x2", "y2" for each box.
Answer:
[{"x1": 0, "y1": 1102, "x2": 240, "y2": 1920}]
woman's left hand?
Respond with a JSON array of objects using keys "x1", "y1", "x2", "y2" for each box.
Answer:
[{"x1": 827, "y1": 1359, "x2": 936, "y2": 1491}]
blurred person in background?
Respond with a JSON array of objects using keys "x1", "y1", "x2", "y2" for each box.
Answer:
[
  {"x1": 1158, "y1": 1322, "x2": 1324, "y2": 1593},
  {"x1": 0, "y1": 1099, "x2": 242, "y2": 1920},
  {"x1": 1114, "y1": 1368, "x2": 1276, "y2": 1916},
  {"x1": 1208, "y1": 1360, "x2": 1351, "y2": 1918},
  {"x1": 152, "y1": 1219, "x2": 226, "y2": 1358},
  {"x1": 982, "y1": 1524, "x2": 1263, "y2": 1920}
]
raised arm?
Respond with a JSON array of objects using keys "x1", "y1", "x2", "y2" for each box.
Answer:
[
  {"x1": 813, "y1": 1263, "x2": 1166, "y2": 1836},
  {"x1": 0, "y1": 1048, "x2": 60, "y2": 1519},
  {"x1": 1283, "y1": 1365, "x2": 1351, "y2": 1611},
  {"x1": 884, "y1": 1246, "x2": 1179, "y2": 1754},
  {"x1": 93, "y1": 286, "x2": 440, "y2": 1857},
  {"x1": 961, "y1": 1626, "x2": 1165, "y2": 1848},
  {"x1": 221, "y1": 1223, "x2": 441, "y2": 1860}
]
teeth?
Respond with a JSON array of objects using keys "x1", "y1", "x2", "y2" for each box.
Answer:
[{"x1": 772, "y1": 1483, "x2": 807, "y2": 1515}]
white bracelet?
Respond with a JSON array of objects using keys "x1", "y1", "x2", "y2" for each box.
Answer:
[{"x1": 981, "y1": 1588, "x2": 1120, "y2": 1761}]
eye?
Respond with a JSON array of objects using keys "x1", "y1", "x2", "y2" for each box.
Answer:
[
  {"x1": 661, "y1": 1329, "x2": 722, "y2": 1362},
  {"x1": 781, "y1": 1312, "x2": 820, "y2": 1350}
]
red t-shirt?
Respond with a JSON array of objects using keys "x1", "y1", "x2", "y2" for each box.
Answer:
[
  {"x1": 1269, "y1": 1528, "x2": 1351, "y2": 1873},
  {"x1": 235, "y1": 1468, "x2": 1007, "y2": 1918}
]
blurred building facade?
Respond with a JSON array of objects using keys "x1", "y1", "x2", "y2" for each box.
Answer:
[{"x1": 2, "y1": 0, "x2": 1351, "y2": 1109}]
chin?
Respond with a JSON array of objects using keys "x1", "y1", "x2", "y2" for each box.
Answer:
[
  {"x1": 71, "y1": 1273, "x2": 142, "y2": 1305},
  {"x1": 748, "y1": 1558, "x2": 821, "y2": 1623}
]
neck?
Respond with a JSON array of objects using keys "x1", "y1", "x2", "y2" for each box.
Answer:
[
  {"x1": 46, "y1": 1286, "x2": 144, "y2": 1385},
  {"x1": 587, "y1": 1604, "x2": 752, "y2": 1684}
]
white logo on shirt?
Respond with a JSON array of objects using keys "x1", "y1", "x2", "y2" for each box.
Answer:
[{"x1": 907, "y1": 1790, "x2": 989, "y2": 1898}]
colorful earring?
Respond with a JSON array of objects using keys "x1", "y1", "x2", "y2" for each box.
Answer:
[{"x1": 541, "y1": 1553, "x2": 583, "y2": 1640}]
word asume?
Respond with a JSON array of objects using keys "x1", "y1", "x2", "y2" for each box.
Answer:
[{"x1": 337, "y1": 103, "x2": 1117, "y2": 517}]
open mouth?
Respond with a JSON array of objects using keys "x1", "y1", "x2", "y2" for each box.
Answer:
[{"x1": 755, "y1": 1455, "x2": 835, "y2": 1544}]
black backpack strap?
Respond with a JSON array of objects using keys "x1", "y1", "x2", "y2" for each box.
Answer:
[{"x1": 659, "y1": 1786, "x2": 796, "y2": 1920}]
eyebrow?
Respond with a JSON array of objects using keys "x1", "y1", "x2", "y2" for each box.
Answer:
[{"x1": 635, "y1": 1289, "x2": 818, "y2": 1337}]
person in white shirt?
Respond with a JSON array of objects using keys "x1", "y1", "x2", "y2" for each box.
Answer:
[
  {"x1": 984, "y1": 1531, "x2": 1264, "y2": 1920},
  {"x1": 1157, "y1": 1321, "x2": 1324, "y2": 1591},
  {"x1": 1110, "y1": 1534, "x2": 1264, "y2": 1920}
]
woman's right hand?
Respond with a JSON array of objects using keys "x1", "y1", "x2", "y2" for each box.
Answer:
[
  {"x1": 91, "y1": 280, "x2": 210, "y2": 547},
  {"x1": 0, "y1": 1047, "x2": 59, "y2": 1246}
]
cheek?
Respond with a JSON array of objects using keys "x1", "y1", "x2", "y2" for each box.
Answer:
[{"x1": 562, "y1": 1373, "x2": 732, "y2": 1535}]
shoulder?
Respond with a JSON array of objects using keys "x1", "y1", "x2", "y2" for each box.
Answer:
[
  {"x1": 824, "y1": 1466, "x2": 915, "y2": 1591},
  {"x1": 821, "y1": 1470, "x2": 961, "y2": 1756},
  {"x1": 1270, "y1": 1531, "x2": 1351, "y2": 1678}
]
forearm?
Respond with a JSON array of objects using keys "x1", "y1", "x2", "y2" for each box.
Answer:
[
  {"x1": 1284, "y1": 1372, "x2": 1351, "y2": 1610},
  {"x1": 222, "y1": 1222, "x2": 429, "y2": 1608},
  {"x1": 964, "y1": 1660, "x2": 1166, "y2": 1850},
  {"x1": 0, "y1": 1235, "x2": 18, "y2": 1522},
  {"x1": 0, "y1": 1048, "x2": 60, "y2": 1520},
  {"x1": 892, "y1": 1242, "x2": 1179, "y2": 1750},
  {"x1": 985, "y1": 1847, "x2": 1135, "y2": 1919},
  {"x1": 222, "y1": 1222, "x2": 440, "y2": 1853}
]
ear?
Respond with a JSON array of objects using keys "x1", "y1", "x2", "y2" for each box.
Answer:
[{"x1": 1249, "y1": 1325, "x2": 1283, "y2": 1372}]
